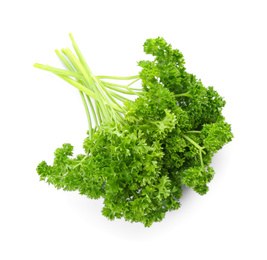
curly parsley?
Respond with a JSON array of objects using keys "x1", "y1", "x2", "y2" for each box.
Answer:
[{"x1": 35, "y1": 35, "x2": 233, "y2": 227}]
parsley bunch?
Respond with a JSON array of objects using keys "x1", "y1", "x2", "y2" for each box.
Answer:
[{"x1": 35, "y1": 35, "x2": 233, "y2": 227}]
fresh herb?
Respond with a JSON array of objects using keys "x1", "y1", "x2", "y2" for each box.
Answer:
[{"x1": 35, "y1": 35, "x2": 233, "y2": 227}]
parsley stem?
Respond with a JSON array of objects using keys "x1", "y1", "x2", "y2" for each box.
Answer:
[
  {"x1": 61, "y1": 48, "x2": 121, "y2": 124},
  {"x1": 182, "y1": 134, "x2": 206, "y2": 154},
  {"x1": 126, "y1": 78, "x2": 140, "y2": 87},
  {"x1": 96, "y1": 75, "x2": 140, "y2": 80},
  {"x1": 110, "y1": 91, "x2": 131, "y2": 102},
  {"x1": 199, "y1": 150, "x2": 204, "y2": 168},
  {"x1": 73, "y1": 154, "x2": 89, "y2": 169},
  {"x1": 99, "y1": 81, "x2": 130, "y2": 89},
  {"x1": 174, "y1": 92, "x2": 192, "y2": 98},
  {"x1": 55, "y1": 74, "x2": 98, "y2": 100},
  {"x1": 187, "y1": 130, "x2": 201, "y2": 134},
  {"x1": 100, "y1": 79, "x2": 140, "y2": 91},
  {"x1": 86, "y1": 95, "x2": 99, "y2": 128},
  {"x1": 55, "y1": 49, "x2": 74, "y2": 71},
  {"x1": 79, "y1": 92, "x2": 92, "y2": 138},
  {"x1": 68, "y1": 35, "x2": 123, "y2": 124},
  {"x1": 33, "y1": 64, "x2": 84, "y2": 80},
  {"x1": 54, "y1": 50, "x2": 93, "y2": 133},
  {"x1": 34, "y1": 34, "x2": 142, "y2": 136},
  {"x1": 128, "y1": 88, "x2": 143, "y2": 91},
  {"x1": 97, "y1": 78, "x2": 124, "y2": 110},
  {"x1": 101, "y1": 81, "x2": 139, "y2": 95},
  {"x1": 67, "y1": 36, "x2": 112, "y2": 123}
]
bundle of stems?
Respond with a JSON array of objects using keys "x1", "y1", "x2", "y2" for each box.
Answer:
[{"x1": 34, "y1": 33, "x2": 141, "y2": 139}]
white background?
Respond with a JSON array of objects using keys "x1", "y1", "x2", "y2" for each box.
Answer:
[{"x1": 1, "y1": 0, "x2": 266, "y2": 259}]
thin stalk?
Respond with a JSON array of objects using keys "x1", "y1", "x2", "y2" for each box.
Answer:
[
  {"x1": 182, "y1": 134, "x2": 206, "y2": 154},
  {"x1": 73, "y1": 154, "x2": 89, "y2": 169},
  {"x1": 69, "y1": 33, "x2": 94, "y2": 76},
  {"x1": 175, "y1": 92, "x2": 192, "y2": 98},
  {"x1": 187, "y1": 130, "x2": 201, "y2": 134},
  {"x1": 34, "y1": 62, "x2": 97, "y2": 133},
  {"x1": 96, "y1": 75, "x2": 140, "y2": 80},
  {"x1": 98, "y1": 79, "x2": 124, "y2": 110},
  {"x1": 101, "y1": 81, "x2": 139, "y2": 95},
  {"x1": 55, "y1": 50, "x2": 93, "y2": 134},
  {"x1": 114, "y1": 112, "x2": 125, "y2": 125},
  {"x1": 35, "y1": 34, "x2": 142, "y2": 139},
  {"x1": 91, "y1": 74, "x2": 126, "y2": 125},
  {"x1": 61, "y1": 48, "x2": 83, "y2": 75},
  {"x1": 95, "y1": 102, "x2": 102, "y2": 125},
  {"x1": 55, "y1": 49, "x2": 75, "y2": 71},
  {"x1": 79, "y1": 91, "x2": 92, "y2": 138},
  {"x1": 128, "y1": 89, "x2": 143, "y2": 93},
  {"x1": 110, "y1": 91, "x2": 131, "y2": 102},
  {"x1": 61, "y1": 48, "x2": 115, "y2": 122},
  {"x1": 87, "y1": 78, "x2": 111, "y2": 123},
  {"x1": 56, "y1": 74, "x2": 125, "y2": 124},
  {"x1": 100, "y1": 80, "x2": 135, "y2": 90},
  {"x1": 92, "y1": 74, "x2": 124, "y2": 109},
  {"x1": 54, "y1": 74, "x2": 98, "y2": 100},
  {"x1": 86, "y1": 95, "x2": 99, "y2": 128},
  {"x1": 55, "y1": 74, "x2": 123, "y2": 112},
  {"x1": 63, "y1": 48, "x2": 119, "y2": 119},
  {"x1": 126, "y1": 78, "x2": 140, "y2": 87},
  {"x1": 199, "y1": 150, "x2": 204, "y2": 168},
  {"x1": 68, "y1": 34, "x2": 137, "y2": 123},
  {"x1": 68, "y1": 34, "x2": 117, "y2": 121},
  {"x1": 33, "y1": 64, "x2": 84, "y2": 80}
]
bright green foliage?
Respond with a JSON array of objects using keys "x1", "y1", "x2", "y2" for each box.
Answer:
[
  {"x1": 138, "y1": 38, "x2": 226, "y2": 129},
  {"x1": 201, "y1": 120, "x2": 234, "y2": 153},
  {"x1": 36, "y1": 36, "x2": 233, "y2": 227},
  {"x1": 181, "y1": 166, "x2": 215, "y2": 195}
]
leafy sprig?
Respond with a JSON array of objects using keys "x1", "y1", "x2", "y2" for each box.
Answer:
[{"x1": 35, "y1": 35, "x2": 233, "y2": 227}]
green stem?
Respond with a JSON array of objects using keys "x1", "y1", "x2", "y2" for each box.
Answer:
[
  {"x1": 35, "y1": 53, "x2": 94, "y2": 135},
  {"x1": 86, "y1": 95, "x2": 99, "y2": 128},
  {"x1": 63, "y1": 46, "x2": 123, "y2": 122},
  {"x1": 79, "y1": 92, "x2": 92, "y2": 138},
  {"x1": 54, "y1": 74, "x2": 98, "y2": 100},
  {"x1": 61, "y1": 48, "x2": 82, "y2": 75},
  {"x1": 199, "y1": 150, "x2": 204, "y2": 168},
  {"x1": 128, "y1": 88, "x2": 143, "y2": 91},
  {"x1": 92, "y1": 75, "x2": 126, "y2": 124},
  {"x1": 34, "y1": 34, "x2": 142, "y2": 138},
  {"x1": 69, "y1": 33, "x2": 94, "y2": 76},
  {"x1": 187, "y1": 130, "x2": 201, "y2": 134},
  {"x1": 55, "y1": 73, "x2": 123, "y2": 111},
  {"x1": 100, "y1": 79, "x2": 140, "y2": 91},
  {"x1": 55, "y1": 50, "x2": 93, "y2": 135},
  {"x1": 101, "y1": 81, "x2": 138, "y2": 95},
  {"x1": 110, "y1": 91, "x2": 131, "y2": 102},
  {"x1": 182, "y1": 134, "x2": 206, "y2": 154},
  {"x1": 33, "y1": 64, "x2": 84, "y2": 80},
  {"x1": 55, "y1": 49, "x2": 74, "y2": 71},
  {"x1": 126, "y1": 78, "x2": 140, "y2": 87},
  {"x1": 174, "y1": 91, "x2": 192, "y2": 98},
  {"x1": 94, "y1": 101, "x2": 102, "y2": 124},
  {"x1": 73, "y1": 154, "x2": 89, "y2": 169},
  {"x1": 68, "y1": 35, "x2": 118, "y2": 124},
  {"x1": 96, "y1": 75, "x2": 140, "y2": 80},
  {"x1": 61, "y1": 48, "x2": 120, "y2": 121},
  {"x1": 98, "y1": 79, "x2": 124, "y2": 109}
]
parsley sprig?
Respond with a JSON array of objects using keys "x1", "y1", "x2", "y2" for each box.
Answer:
[{"x1": 35, "y1": 35, "x2": 233, "y2": 227}]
